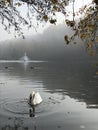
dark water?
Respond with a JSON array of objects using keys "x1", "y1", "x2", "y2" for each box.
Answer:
[{"x1": 0, "y1": 59, "x2": 98, "y2": 130}]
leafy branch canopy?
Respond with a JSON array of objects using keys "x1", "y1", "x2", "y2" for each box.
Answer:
[
  {"x1": 0, "y1": 0, "x2": 98, "y2": 47},
  {"x1": 0, "y1": 0, "x2": 71, "y2": 37}
]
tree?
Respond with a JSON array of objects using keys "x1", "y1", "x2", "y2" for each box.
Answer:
[
  {"x1": 94, "y1": 0, "x2": 98, "y2": 5},
  {"x1": 0, "y1": 0, "x2": 70, "y2": 37},
  {"x1": 0, "y1": 0, "x2": 97, "y2": 40}
]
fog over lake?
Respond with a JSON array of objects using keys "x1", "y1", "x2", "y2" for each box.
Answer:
[{"x1": 0, "y1": 23, "x2": 92, "y2": 61}]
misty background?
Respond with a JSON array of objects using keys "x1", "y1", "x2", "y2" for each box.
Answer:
[{"x1": 0, "y1": 23, "x2": 91, "y2": 61}]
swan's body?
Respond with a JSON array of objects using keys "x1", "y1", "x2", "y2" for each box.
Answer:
[{"x1": 29, "y1": 91, "x2": 42, "y2": 106}]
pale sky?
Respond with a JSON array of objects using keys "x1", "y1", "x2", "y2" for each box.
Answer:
[{"x1": 0, "y1": 0, "x2": 93, "y2": 42}]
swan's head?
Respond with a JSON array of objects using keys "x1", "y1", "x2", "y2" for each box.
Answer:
[{"x1": 29, "y1": 91, "x2": 35, "y2": 105}]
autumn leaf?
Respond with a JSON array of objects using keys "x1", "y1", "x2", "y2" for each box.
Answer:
[
  {"x1": 53, "y1": 5, "x2": 58, "y2": 11},
  {"x1": 80, "y1": 33, "x2": 90, "y2": 39},
  {"x1": 87, "y1": 50, "x2": 96, "y2": 57},
  {"x1": 64, "y1": 35, "x2": 68, "y2": 40},
  {"x1": 88, "y1": 24, "x2": 96, "y2": 31},
  {"x1": 43, "y1": 15, "x2": 48, "y2": 22},
  {"x1": 95, "y1": 36, "x2": 98, "y2": 42},
  {"x1": 96, "y1": 16, "x2": 98, "y2": 21},
  {"x1": 49, "y1": 19, "x2": 57, "y2": 24},
  {"x1": 7, "y1": 0, "x2": 10, "y2": 4},
  {"x1": 64, "y1": 35, "x2": 69, "y2": 44},
  {"x1": 1, "y1": 0, "x2": 7, "y2": 5},
  {"x1": 73, "y1": 42, "x2": 77, "y2": 44},
  {"x1": 51, "y1": 0, "x2": 58, "y2": 4},
  {"x1": 65, "y1": 19, "x2": 74, "y2": 27},
  {"x1": 15, "y1": 2, "x2": 22, "y2": 6},
  {"x1": 86, "y1": 42, "x2": 93, "y2": 48},
  {"x1": 96, "y1": 71, "x2": 98, "y2": 75}
]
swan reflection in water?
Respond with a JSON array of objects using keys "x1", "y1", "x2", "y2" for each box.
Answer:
[{"x1": 29, "y1": 107, "x2": 35, "y2": 117}]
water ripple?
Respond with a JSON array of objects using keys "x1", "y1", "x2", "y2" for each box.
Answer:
[{"x1": 0, "y1": 96, "x2": 61, "y2": 118}]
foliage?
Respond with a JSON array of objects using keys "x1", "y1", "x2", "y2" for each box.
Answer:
[
  {"x1": 0, "y1": 0, "x2": 29, "y2": 38},
  {"x1": 64, "y1": 2, "x2": 98, "y2": 57},
  {"x1": 0, "y1": 0, "x2": 71, "y2": 38},
  {"x1": 0, "y1": 0, "x2": 98, "y2": 45}
]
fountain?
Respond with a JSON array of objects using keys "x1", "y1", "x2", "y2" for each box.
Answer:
[{"x1": 20, "y1": 52, "x2": 29, "y2": 62}]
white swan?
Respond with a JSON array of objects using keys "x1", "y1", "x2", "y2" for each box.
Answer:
[{"x1": 29, "y1": 91, "x2": 43, "y2": 106}]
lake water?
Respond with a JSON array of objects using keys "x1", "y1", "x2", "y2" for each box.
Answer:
[
  {"x1": 0, "y1": 3, "x2": 98, "y2": 128},
  {"x1": 0, "y1": 59, "x2": 98, "y2": 130}
]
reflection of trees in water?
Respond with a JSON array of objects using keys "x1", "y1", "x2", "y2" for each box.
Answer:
[
  {"x1": 1, "y1": 125, "x2": 36, "y2": 130},
  {"x1": 2, "y1": 125, "x2": 28, "y2": 130},
  {"x1": 1, "y1": 117, "x2": 37, "y2": 130},
  {"x1": 1, "y1": 118, "x2": 28, "y2": 130}
]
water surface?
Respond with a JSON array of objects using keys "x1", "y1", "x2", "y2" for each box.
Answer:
[{"x1": 0, "y1": 59, "x2": 98, "y2": 130}]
